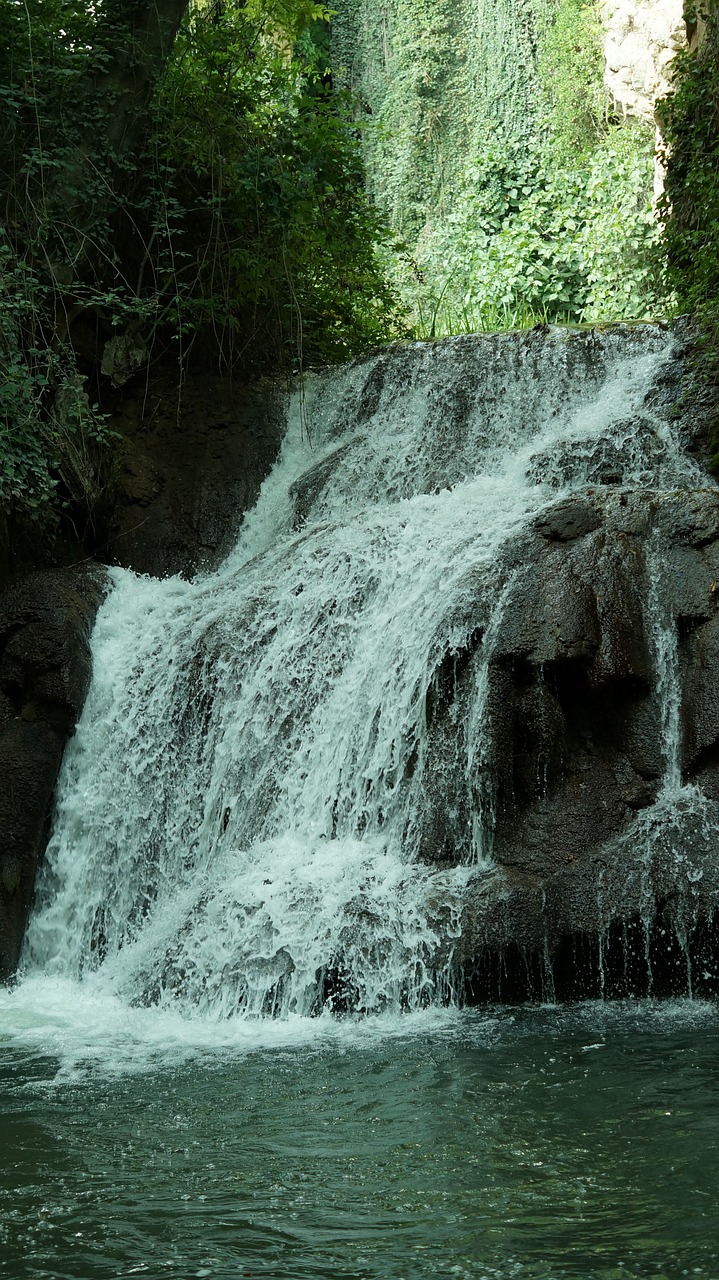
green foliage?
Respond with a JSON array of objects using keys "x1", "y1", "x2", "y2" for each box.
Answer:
[
  {"x1": 333, "y1": 0, "x2": 547, "y2": 244},
  {"x1": 245, "y1": 0, "x2": 333, "y2": 39},
  {"x1": 0, "y1": 0, "x2": 401, "y2": 523},
  {"x1": 658, "y1": 2, "x2": 719, "y2": 465},
  {"x1": 0, "y1": 242, "x2": 112, "y2": 518},
  {"x1": 332, "y1": 0, "x2": 666, "y2": 335},
  {"x1": 150, "y1": 2, "x2": 400, "y2": 367},
  {"x1": 419, "y1": 123, "x2": 660, "y2": 334},
  {"x1": 659, "y1": 2, "x2": 719, "y2": 330},
  {"x1": 536, "y1": 0, "x2": 607, "y2": 158}
]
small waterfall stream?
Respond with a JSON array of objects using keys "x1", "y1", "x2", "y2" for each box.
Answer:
[
  {"x1": 647, "y1": 550, "x2": 684, "y2": 797},
  {"x1": 20, "y1": 326, "x2": 710, "y2": 1021}
]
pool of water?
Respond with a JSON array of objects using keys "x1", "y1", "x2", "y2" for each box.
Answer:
[{"x1": 1, "y1": 1001, "x2": 718, "y2": 1280}]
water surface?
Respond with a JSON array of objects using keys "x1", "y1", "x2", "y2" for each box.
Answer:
[{"x1": 2, "y1": 1001, "x2": 717, "y2": 1280}]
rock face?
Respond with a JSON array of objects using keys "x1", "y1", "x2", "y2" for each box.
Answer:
[
  {"x1": 105, "y1": 372, "x2": 286, "y2": 578},
  {"x1": 437, "y1": 488, "x2": 719, "y2": 998},
  {"x1": 600, "y1": 0, "x2": 686, "y2": 122},
  {"x1": 0, "y1": 570, "x2": 105, "y2": 978},
  {"x1": 599, "y1": 0, "x2": 689, "y2": 197},
  {"x1": 0, "y1": 373, "x2": 286, "y2": 589},
  {"x1": 6, "y1": 328, "x2": 719, "y2": 1005},
  {"x1": 281, "y1": 327, "x2": 719, "y2": 1003}
]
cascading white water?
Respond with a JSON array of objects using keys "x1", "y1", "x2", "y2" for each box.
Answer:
[
  {"x1": 21, "y1": 327, "x2": 705, "y2": 1021},
  {"x1": 615, "y1": 545, "x2": 717, "y2": 996},
  {"x1": 646, "y1": 549, "x2": 684, "y2": 797}
]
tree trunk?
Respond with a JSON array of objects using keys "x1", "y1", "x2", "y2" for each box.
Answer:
[{"x1": 90, "y1": 0, "x2": 192, "y2": 158}]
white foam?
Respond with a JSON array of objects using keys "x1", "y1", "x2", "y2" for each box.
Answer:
[{"x1": 0, "y1": 974, "x2": 470, "y2": 1080}]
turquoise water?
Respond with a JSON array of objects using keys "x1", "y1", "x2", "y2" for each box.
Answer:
[{"x1": 1, "y1": 1002, "x2": 718, "y2": 1280}]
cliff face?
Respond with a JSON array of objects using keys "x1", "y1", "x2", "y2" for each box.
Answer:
[
  {"x1": 599, "y1": 0, "x2": 688, "y2": 195},
  {"x1": 7, "y1": 323, "x2": 719, "y2": 1003},
  {"x1": 454, "y1": 487, "x2": 719, "y2": 998},
  {"x1": 284, "y1": 325, "x2": 719, "y2": 1001},
  {"x1": 600, "y1": 0, "x2": 686, "y2": 122}
]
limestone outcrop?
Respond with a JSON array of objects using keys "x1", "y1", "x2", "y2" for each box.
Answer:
[
  {"x1": 600, "y1": 0, "x2": 686, "y2": 122},
  {"x1": 599, "y1": 0, "x2": 690, "y2": 196}
]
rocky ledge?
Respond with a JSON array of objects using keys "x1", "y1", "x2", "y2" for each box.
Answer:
[{"x1": 433, "y1": 487, "x2": 719, "y2": 998}]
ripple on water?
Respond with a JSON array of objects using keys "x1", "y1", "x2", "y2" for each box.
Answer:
[{"x1": 0, "y1": 999, "x2": 718, "y2": 1280}]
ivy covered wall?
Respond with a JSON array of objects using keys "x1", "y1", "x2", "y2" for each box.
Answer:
[
  {"x1": 659, "y1": 2, "x2": 719, "y2": 324},
  {"x1": 331, "y1": 0, "x2": 667, "y2": 331}
]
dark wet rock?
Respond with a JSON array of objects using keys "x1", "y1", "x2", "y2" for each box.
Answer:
[
  {"x1": 0, "y1": 371, "x2": 287, "y2": 592},
  {"x1": 417, "y1": 487, "x2": 719, "y2": 993},
  {"x1": 662, "y1": 543, "x2": 717, "y2": 625},
  {"x1": 605, "y1": 490, "x2": 653, "y2": 538},
  {"x1": 105, "y1": 374, "x2": 286, "y2": 578},
  {"x1": 0, "y1": 720, "x2": 64, "y2": 978},
  {"x1": 585, "y1": 531, "x2": 652, "y2": 687},
  {"x1": 680, "y1": 612, "x2": 719, "y2": 771},
  {"x1": 290, "y1": 442, "x2": 353, "y2": 527},
  {"x1": 533, "y1": 496, "x2": 602, "y2": 541},
  {"x1": 493, "y1": 560, "x2": 599, "y2": 665},
  {"x1": 655, "y1": 489, "x2": 719, "y2": 547},
  {"x1": 494, "y1": 521, "x2": 652, "y2": 687},
  {"x1": 619, "y1": 692, "x2": 665, "y2": 781},
  {"x1": 0, "y1": 569, "x2": 105, "y2": 979}
]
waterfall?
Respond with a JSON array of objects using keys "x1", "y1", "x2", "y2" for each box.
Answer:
[
  {"x1": 21, "y1": 326, "x2": 705, "y2": 1020},
  {"x1": 647, "y1": 550, "x2": 684, "y2": 797}
]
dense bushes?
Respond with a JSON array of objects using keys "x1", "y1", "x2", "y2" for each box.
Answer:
[
  {"x1": 145, "y1": 2, "x2": 401, "y2": 368},
  {"x1": 417, "y1": 123, "x2": 660, "y2": 333},
  {"x1": 658, "y1": 1, "x2": 719, "y2": 468},
  {"x1": 331, "y1": 0, "x2": 666, "y2": 333},
  {"x1": 0, "y1": 245, "x2": 113, "y2": 518},
  {"x1": 0, "y1": 0, "x2": 401, "y2": 523}
]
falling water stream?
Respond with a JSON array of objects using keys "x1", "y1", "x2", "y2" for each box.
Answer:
[{"x1": 2, "y1": 327, "x2": 718, "y2": 1278}]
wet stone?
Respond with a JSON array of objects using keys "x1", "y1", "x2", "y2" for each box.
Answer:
[{"x1": 534, "y1": 497, "x2": 603, "y2": 542}]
